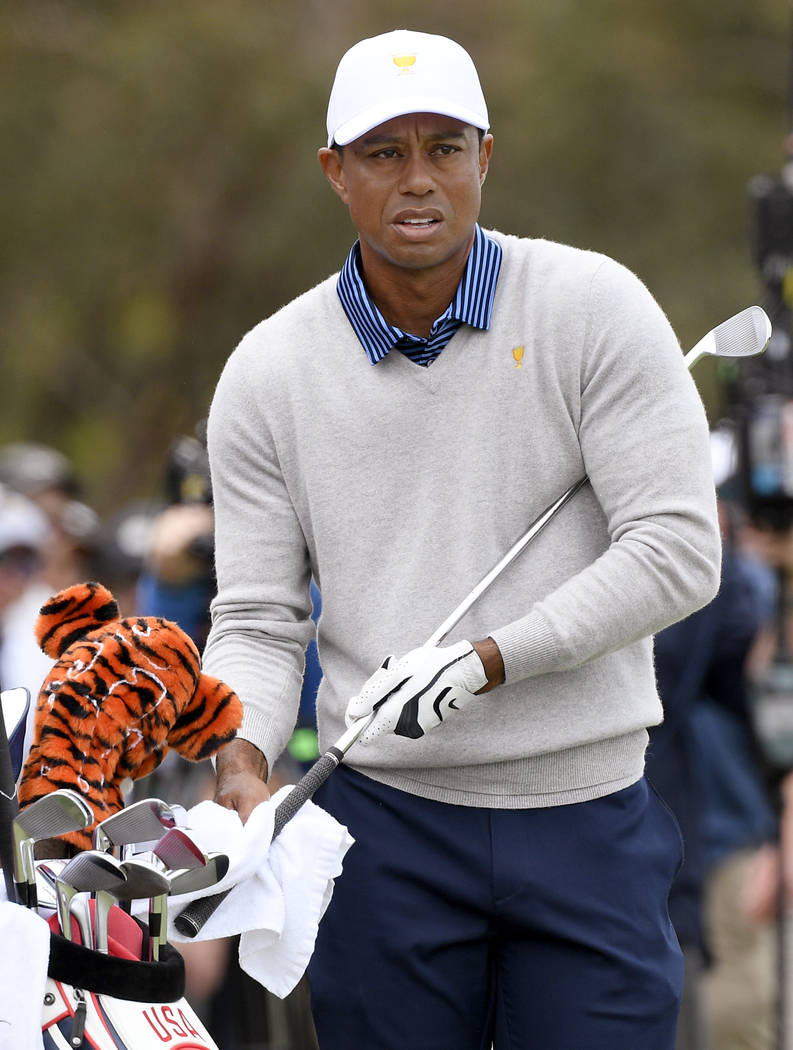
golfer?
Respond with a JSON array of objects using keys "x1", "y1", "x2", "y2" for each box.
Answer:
[{"x1": 205, "y1": 29, "x2": 721, "y2": 1049}]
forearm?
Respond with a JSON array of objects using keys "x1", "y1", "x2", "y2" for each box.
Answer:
[
  {"x1": 216, "y1": 736, "x2": 269, "y2": 783},
  {"x1": 472, "y1": 636, "x2": 505, "y2": 693}
]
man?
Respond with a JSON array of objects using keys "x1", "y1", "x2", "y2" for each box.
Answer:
[
  {"x1": 204, "y1": 29, "x2": 721, "y2": 1049},
  {"x1": 0, "y1": 484, "x2": 53, "y2": 702}
]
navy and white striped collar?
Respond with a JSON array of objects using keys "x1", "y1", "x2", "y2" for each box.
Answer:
[{"x1": 336, "y1": 225, "x2": 503, "y2": 365}]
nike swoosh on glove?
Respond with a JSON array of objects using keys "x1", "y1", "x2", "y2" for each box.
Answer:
[{"x1": 345, "y1": 640, "x2": 488, "y2": 744}]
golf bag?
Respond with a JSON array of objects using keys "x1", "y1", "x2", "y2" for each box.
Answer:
[
  {"x1": 42, "y1": 923, "x2": 218, "y2": 1050},
  {"x1": 0, "y1": 687, "x2": 218, "y2": 1049},
  {"x1": 36, "y1": 850, "x2": 220, "y2": 1049},
  {"x1": 42, "y1": 981, "x2": 216, "y2": 1050}
]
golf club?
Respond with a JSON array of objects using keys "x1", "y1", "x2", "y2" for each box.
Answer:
[
  {"x1": 114, "y1": 858, "x2": 171, "y2": 961},
  {"x1": 93, "y1": 798, "x2": 176, "y2": 855},
  {"x1": 34, "y1": 859, "x2": 64, "y2": 912},
  {"x1": 683, "y1": 303, "x2": 771, "y2": 368},
  {"x1": 55, "y1": 850, "x2": 127, "y2": 947},
  {"x1": 37, "y1": 861, "x2": 90, "y2": 943},
  {"x1": 175, "y1": 304, "x2": 772, "y2": 939},
  {"x1": 168, "y1": 853, "x2": 230, "y2": 897},
  {"x1": 13, "y1": 789, "x2": 94, "y2": 909},
  {"x1": 152, "y1": 827, "x2": 207, "y2": 872}
]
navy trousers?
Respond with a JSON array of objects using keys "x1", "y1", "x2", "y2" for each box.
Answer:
[{"x1": 308, "y1": 766, "x2": 684, "y2": 1050}]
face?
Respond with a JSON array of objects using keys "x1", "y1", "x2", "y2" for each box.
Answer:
[{"x1": 319, "y1": 113, "x2": 492, "y2": 281}]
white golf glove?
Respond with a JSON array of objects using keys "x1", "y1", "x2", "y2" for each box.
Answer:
[{"x1": 345, "y1": 640, "x2": 488, "y2": 744}]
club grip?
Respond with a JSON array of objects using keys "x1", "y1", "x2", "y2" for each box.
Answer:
[
  {"x1": 272, "y1": 749, "x2": 341, "y2": 838},
  {"x1": 174, "y1": 749, "x2": 342, "y2": 938}
]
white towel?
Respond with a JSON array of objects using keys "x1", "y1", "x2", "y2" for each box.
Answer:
[
  {"x1": 167, "y1": 787, "x2": 354, "y2": 998},
  {"x1": 0, "y1": 900, "x2": 49, "y2": 1050}
]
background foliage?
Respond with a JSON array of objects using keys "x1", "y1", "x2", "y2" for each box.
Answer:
[{"x1": 1, "y1": 0, "x2": 789, "y2": 513}]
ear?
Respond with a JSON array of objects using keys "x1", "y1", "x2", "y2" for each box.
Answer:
[
  {"x1": 36, "y1": 581, "x2": 119, "y2": 659},
  {"x1": 479, "y1": 133, "x2": 493, "y2": 187},
  {"x1": 318, "y1": 146, "x2": 349, "y2": 204},
  {"x1": 166, "y1": 674, "x2": 243, "y2": 762}
]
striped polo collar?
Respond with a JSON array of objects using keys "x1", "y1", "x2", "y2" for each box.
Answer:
[{"x1": 336, "y1": 225, "x2": 503, "y2": 365}]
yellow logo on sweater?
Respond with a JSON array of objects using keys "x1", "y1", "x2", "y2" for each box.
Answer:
[
  {"x1": 512, "y1": 346, "x2": 525, "y2": 368},
  {"x1": 393, "y1": 54, "x2": 417, "y2": 74}
]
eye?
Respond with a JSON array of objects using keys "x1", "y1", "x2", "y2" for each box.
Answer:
[
  {"x1": 432, "y1": 143, "x2": 460, "y2": 156},
  {"x1": 371, "y1": 147, "x2": 401, "y2": 159}
]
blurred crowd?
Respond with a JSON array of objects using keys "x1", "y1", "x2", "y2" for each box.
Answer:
[{"x1": 5, "y1": 427, "x2": 793, "y2": 1050}]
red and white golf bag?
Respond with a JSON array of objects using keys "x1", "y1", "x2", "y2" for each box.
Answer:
[{"x1": 41, "y1": 904, "x2": 218, "y2": 1050}]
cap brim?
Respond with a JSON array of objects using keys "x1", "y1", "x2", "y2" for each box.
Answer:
[{"x1": 331, "y1": 98, "x2": 489, "y2": 147}]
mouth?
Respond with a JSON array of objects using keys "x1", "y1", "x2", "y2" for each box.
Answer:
[
  {"x1": 391, "y1": 213, "x2": 444, "y2": 240},
  {"x1": 397, "y1": 217, "x2": 440, "y2": 228}
]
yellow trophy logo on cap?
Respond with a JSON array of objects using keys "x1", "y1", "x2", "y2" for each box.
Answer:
[
  {"x1": 393, "y1": 54, "x2": 417, "y2": 74},
  {"x1": 512, "y1": 346, "x2": 525, "y2": 368}
]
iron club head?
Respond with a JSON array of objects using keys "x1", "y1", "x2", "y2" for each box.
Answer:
[
  {"x1": 683, "y1": 305, "x2": 771, "y2": 368},
  {"x1": 153, "y1": 828, "x2": 206, "y2": 873},
  {"x1": 93, "y1": 798, "x2": 176, "y2": 854},
  {"x1": 13, "y1": 789, "x2": 94, "y2": 909},
  {"x1": 55, "y1": 850, "x2": 127, "y2": 946},
  {"x1": 168, "y1": 853, "x2": 230, "y2": 897},
  {"x1": 117, "y1": 858, "x2": 172, "y2": 962}
]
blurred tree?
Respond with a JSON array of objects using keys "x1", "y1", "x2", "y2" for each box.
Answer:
[{"x1": 0, "y1": 0, "x2": 787, "y2": 512}]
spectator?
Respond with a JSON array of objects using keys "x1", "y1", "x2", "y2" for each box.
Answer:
[
  {"x1": 0, "y1": 484, "x2": 52, "y2": 701},
  {"x1": 648, "y1": 502, "x2": 778, "y2": 1050},
  {"x1": 0, "y1": 441, "x2": 100, "y2": 593}
]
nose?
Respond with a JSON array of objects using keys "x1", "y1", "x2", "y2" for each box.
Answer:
[{"x1": 398, "y1": 151, "x2": 435, "y2": 196}]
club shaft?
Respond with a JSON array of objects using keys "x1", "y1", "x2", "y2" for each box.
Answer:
[{"x1": 427, "y1": 476, "x2": 590, "y2": 648}]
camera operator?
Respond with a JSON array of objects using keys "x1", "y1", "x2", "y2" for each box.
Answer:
[{"x1": 136, "y1": 431, "x2": 215, "y2": 648}]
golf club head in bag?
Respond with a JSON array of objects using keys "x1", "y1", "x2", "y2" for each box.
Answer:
[
  {"x1": 13, "y1": 789, "x2": 94, "y2": 909},
  {"x1": 93, "y1": 798, "x2": 177, "y2": 855}
]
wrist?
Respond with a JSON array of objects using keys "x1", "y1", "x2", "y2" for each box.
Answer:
[
  {"x1": 216, "y1": 737, "x2": 269, "y2": 782},
  {"x1": 472, "y1": 637, "x2": 505, "y2": 694}
]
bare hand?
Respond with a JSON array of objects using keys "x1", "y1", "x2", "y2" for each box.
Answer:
[
  {"x1": 742, "y1": 844, "x2": 782, "y2": 923},
  {"x1": 743, "y1": 772, "x2": 793, "y2": 923},
  {"x1": 214, "y1": 738, "x2": 270, "y2": 824},
  {"x1": 147, "y1": 503, "x2": 215, "y2": 584}
]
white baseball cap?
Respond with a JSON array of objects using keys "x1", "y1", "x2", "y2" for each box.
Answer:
[
  {"x1": 326, "y1": 30, "x2": 489, "y2": 148},
  {"x1": 0, "y1": 485, "x2": 50, "y2": 554}
]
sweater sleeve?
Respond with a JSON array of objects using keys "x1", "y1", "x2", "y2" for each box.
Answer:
[
  {"x1": 202, "y1": 332, "x2": 315, "y2": 770},
  {"x1": 489, "y1": 257, "x2": 721, "y2": 683}
]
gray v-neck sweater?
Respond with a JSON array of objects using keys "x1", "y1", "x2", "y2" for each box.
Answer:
[{"x1": 204, "y1": 231, "x2": 720, "y2": 808}]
